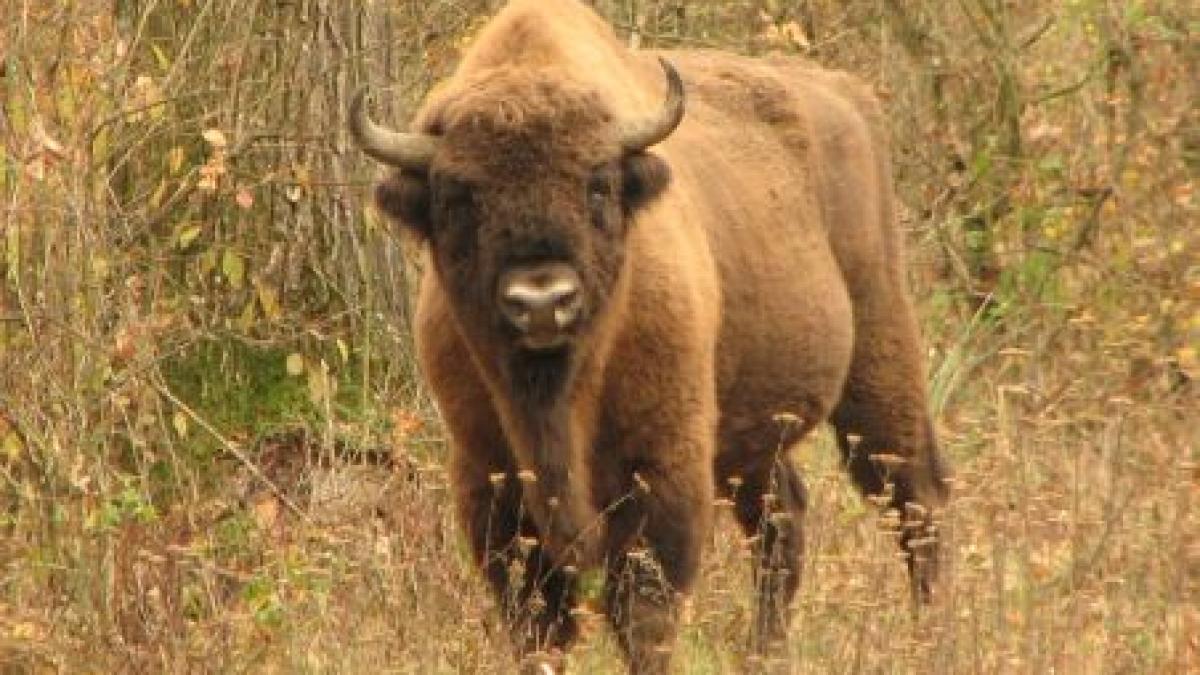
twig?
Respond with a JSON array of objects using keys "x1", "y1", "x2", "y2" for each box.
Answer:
[
  {"x1": 1018, "y1": 14, "x2": 1056, "y2": 50},
  {"x1": 1031, "y1": 66, "x2": 1100, "y2": 106}
]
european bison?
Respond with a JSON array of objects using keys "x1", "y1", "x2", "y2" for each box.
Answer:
[{"x1": 350, "y1": 0, "x2": 948, "y2": 671}]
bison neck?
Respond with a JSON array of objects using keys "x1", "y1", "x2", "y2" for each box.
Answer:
[{"x1": 505, "y1": 347, "x2": 574, "y2": 411}]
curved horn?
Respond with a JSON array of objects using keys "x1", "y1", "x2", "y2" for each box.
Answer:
[
  {"x1": 348, "y1": 87, "x2": 438, "y2": 171},
  {"x1": 620, "y1": 58, "x2": 686, "y2": 153}
]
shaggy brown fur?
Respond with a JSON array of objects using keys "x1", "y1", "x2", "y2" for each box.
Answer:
[{"x1": 361, "y1": 0, "x2": 948, "y2": 671}]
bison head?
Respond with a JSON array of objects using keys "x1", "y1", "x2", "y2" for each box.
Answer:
[{"x1": 352, "y1": 60, "x2": 683, "y2": 403}]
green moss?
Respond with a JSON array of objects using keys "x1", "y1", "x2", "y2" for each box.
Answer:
[
  {"x1": 163, "y1": 339, "x2": 310, "y2": 441},
  {"x1": 160, "y1": 337, "x2": 374, "y2": 457}
]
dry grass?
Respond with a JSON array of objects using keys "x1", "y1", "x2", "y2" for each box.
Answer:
[{"x1": 2, "y1": 0, "x2": 1196, "y2": 673}]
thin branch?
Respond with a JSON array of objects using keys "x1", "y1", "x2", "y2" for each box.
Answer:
[{"x1": 151, "y1": 376, "x2": 311, "y2": 522}]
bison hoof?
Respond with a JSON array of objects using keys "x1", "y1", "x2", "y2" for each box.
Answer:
[{"x1": 519, "y1": 650, "x2": 564, "y2": 675}]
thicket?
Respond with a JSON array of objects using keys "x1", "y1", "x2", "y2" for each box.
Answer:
[{"x1": 2, "y1": 0, "x2": 1196, "y2": 671}]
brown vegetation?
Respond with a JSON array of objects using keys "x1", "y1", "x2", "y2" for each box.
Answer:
[{"x1": 1, "y1": 0, "x2": 1196, "y2": 672}]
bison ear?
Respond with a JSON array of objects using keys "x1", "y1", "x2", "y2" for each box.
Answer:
[
  {"x1": 374, "y1": 170, "x2": 431, "y2": 238},
  {"x1": 621, "y1": 152, "x2": 672, "y2": 213}
]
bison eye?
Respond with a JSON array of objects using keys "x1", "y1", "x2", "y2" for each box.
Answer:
[
  {"x1": 587, "y1": 169, "x2": 614, "y2": 223},
  {"x1": 590, "y1": 169, "x2": 614, "y2": 198},
  {"x1": 437, "y1": 177, "x2": 474, "y2": 209},
  {"x1": 434, "y1": 177, "x2": 479, "y2": 230}
]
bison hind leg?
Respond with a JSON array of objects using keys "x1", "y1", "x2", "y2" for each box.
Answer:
[
  {"x1": 830, "y1": 272, "x2": 950, "y2": 602},
  {"x1": 832, "y1": 407, "x2": 949, "y2": 603}
]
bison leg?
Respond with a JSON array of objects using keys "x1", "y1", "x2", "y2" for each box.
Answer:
[
  {"x1": 830, "y1": 304, "x2": 950, "y2": 601},
  {"x1": 833, "y1": 422, "x2": 945, "y2": 603},
  {"x1": 729, "y1": 455, "x2": 807, "y2": 656},
  {"x1": 455, "y1": 465, "x2": 581, "y2": 665},
  {"x1": 602, "y1": 462, "x2": 713, "y2": 674}
]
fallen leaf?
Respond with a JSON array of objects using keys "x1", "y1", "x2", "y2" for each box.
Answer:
[
  {"x1": 391, "y1": 408, "x2": 425, "y2": 444},
  {"x1": 251, "y1": 494, "x2": 280, "y2": 531}
]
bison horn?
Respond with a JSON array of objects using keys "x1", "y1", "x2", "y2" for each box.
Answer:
[
  {"x1": 348, "y1": 87, "x2": 438, "y2": 171},
  {"x1": 620, "y1": 58, "x2": 686, "y2": 153}
]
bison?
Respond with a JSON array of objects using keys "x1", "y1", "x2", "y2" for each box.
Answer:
[{"x1": 350, "y1": 0, "x2": 948, "y2": 671}]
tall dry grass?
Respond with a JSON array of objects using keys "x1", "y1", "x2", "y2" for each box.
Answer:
[{"x1": 2, "y1": 0, "x2": 1196, "y2": 672}]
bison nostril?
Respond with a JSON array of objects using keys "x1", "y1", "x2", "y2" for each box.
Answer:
[
  {"x1": 553, "y1": 289, "x2": 581, "y2": 328},
  {"x1": 501, "y1": 298, "x2": 532, "y2": 331}
]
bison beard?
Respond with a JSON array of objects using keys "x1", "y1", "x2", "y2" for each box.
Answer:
[
  {"x1": 507, "y1": 347, "x2": 572, "y2": 409},
  {"x1": 501, "y1": 354, "x2": 599, "y2": 568},
  {"x1": 504, "y1": 344, "x2": 606, "y2": 568}
]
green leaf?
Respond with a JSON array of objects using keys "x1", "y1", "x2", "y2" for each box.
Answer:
[
  {"x1": 222, "y1": 249, "x2": 245, "y2": 289},
  {"x1": 1037, "y1": 153, "x2": 1065, "y2": 175},
  {"x1": 255, "y1": 279, "x2": 281, "y2": 321},
  {"x1": 151, "y1": 45, "x2": 172, "y2": 72},
  {"x1": 2, "y1": 431, "x2": 23, "y2": 461},
  {"x1": 176, "y1": 223, "x2": 202, "y2": 249}
]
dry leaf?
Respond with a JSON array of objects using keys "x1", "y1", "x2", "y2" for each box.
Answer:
[
  {"x1": 391, "y1": 408, "x2": 425, "y2": 444},
  {"x1": 251, "y1": 494, "x2": 280, "y2": 531},
  {"x1": 235, "y1": 187, "x2": 254, "y2": 209},
  {"x1": 172, "y1": 411, "x2": 189, "y2": 438},
  {"x1": 201, "y1": 128, "x2": 228, "y2": 148},
  {"x1": 167, "y1": 146, "x2": 186, "y2": 174},
  {"x1": 33, "y1": 121, "x2": 65, "y2": 158}
]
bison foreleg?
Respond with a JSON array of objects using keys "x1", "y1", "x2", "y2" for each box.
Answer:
[
  {"x1": 602, "y1": 461, "x2": 713, "y2": 675},
  {"x1": 456, "y1": 472, "x2": 581, "y2": 665},
  {"x1": 730, "y1": 455, "x2": 807, "y2": 658}
]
